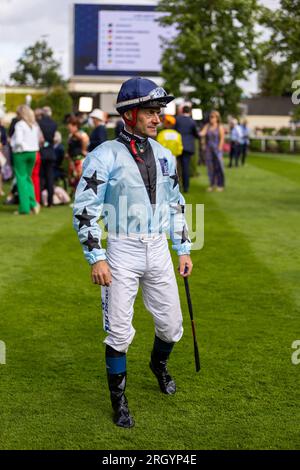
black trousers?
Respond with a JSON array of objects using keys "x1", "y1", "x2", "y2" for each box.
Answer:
[
  {"x1": 178, "y1": 151, "x2": 193, "y2": 192},
  {"x1": 229, "y1": 142, "x2": 241, "y2": 167},
  {"x1": 241, "y1": 143, "x2": 248, "y2": 165},
  {"x1": 40, "y1": 158, "x2": 55, "y2": 206}
]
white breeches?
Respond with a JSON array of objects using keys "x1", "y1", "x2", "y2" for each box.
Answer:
[{"x1": 101, "y1": 233, "x2": 183, "y2": 353}]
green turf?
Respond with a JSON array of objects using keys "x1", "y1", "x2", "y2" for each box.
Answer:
[{"x1": 0, "y1": 153, "x2": 299, "y2": 450}]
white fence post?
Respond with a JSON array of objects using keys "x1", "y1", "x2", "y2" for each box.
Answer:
[
  {"x1": 290, "y1": 139, "x2": 295, "y2": 152},
  {"x1": 0, "y1": 340, "x2": 6, "y2": 364}
]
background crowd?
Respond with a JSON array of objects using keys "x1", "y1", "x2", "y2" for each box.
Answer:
[{"x1": 0, "y1": 103, "x2": 250, "y2": 215}]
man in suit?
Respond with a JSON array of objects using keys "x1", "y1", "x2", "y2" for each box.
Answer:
[
  {"x1": 175, "y1": 105, "x2": 199, "y2": 193},
  {"x1": 38, "y1": 106, "x2": 58, "y2": 207}
]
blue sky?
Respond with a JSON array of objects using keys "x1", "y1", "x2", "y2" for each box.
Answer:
[{"x1": 0, "y1": 0, "x2": 280, "y2": 94}]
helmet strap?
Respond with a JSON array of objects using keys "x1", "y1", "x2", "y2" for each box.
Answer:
[
  {"x1": 123, "y1": 107, "x2": 138, "y2": 129},
  {"x1": 123, "y1": 108, "x2": 145, "y2": 163}
]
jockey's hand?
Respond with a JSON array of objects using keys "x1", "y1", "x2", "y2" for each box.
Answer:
[
  {"x1": 178, "y1": 255, "x2": 193, "y2": 277},
  {"x1": 91, "y1": 260, "x2": 112, "y2": 286}
]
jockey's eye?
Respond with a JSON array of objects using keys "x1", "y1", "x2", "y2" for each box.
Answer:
[{"x1": 145, "y1": 110, "x2": 161, "y2": 118}]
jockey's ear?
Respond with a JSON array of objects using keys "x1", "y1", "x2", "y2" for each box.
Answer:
[{"x1": 124, "y1": 110, "x2": 133, "y2": 121}]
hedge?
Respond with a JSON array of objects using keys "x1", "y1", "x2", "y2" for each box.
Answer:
[{"x1": 5, "y1": 92, "x2": 44, "y2": 113}]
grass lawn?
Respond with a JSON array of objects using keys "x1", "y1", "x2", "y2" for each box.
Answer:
[{"x1": 0, "y1": 152, "x2": 299, "y2": 450}]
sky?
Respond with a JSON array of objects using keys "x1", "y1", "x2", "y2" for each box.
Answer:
[{"x1": 0, "y1": 0, "x2": 280, "y2": 94}]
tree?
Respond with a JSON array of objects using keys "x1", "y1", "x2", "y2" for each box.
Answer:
[
  {"x1": 157, "y1": 0, "x2": 263, "y2": 116},
  {"x1": 264, "y1": 0, "x2": 300, "y2": 66},
  {"x1": 260, "y1": 1, "x2": 300, "y2": 117},
  {"x1": 258, "y1": 59, "x2": 295, "y2": 97},
  {"x1": 32, "y1": 87, "x2": 73, "y2": 123},
  {"x1": 10, "y1": 40, "x2": 65, "y2": 88}
]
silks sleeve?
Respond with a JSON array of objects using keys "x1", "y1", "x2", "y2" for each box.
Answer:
[
  {"x1": 168, "y1": 152, "x2": 192, "y2": 256},
  {"x1": 73, "y1": 144, "x2": 113, "y2": 264}
]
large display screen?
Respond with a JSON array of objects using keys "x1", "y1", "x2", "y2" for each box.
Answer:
[{"x1": 73, "y1": 4, "x2": 175, "y2": 76}]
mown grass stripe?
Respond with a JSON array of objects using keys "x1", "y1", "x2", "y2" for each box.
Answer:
[
  {"x1": 248, "y1": 153, "x2": 300, "y2": 185},
  {"x1": 208, "y1": 156, "x2": 300, "y2": 310}
]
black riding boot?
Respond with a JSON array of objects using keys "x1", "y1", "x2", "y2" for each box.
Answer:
[
  {"x1": 107, "y1": 371, "x2": 134, "y2": 428},
  {"x1": 106, "y1": 346, "x2": 134, "y2": 428},
  {"x1": 149, "y1": 336, "x2": 176, "y2": 395}
]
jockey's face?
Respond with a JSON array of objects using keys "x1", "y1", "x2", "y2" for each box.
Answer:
[{"x1": 125, "y1": 107, "x2": 162, "y2": 138}]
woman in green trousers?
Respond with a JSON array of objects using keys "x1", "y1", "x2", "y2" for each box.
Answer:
[{"x1": 11, "y1": 105, "x2": 41, "y2": 215}]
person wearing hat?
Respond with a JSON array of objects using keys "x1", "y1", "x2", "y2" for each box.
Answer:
[
  {"x1": 88, "y1": 109, "x2": 107, "y2": 152},
  {"x1": 73, "y1": 77, "x2": 193, "y2": 429}
]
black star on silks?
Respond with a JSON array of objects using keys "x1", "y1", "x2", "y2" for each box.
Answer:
[
  {"x1": 83, "y1": 171, "x2": 105, "y2": 195},
  {"x1": 83, "y1": 231, "x2": 101, "y2": 252},
  {"x1": 75, "y1": 207, "x2": 95, "y2": 230},
  {"x1": 176, "y1": 225, "x2": 191, "y2": 244},
  {"x1": 170, "y1": 172, "x2": 179, "y2": 189}
]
